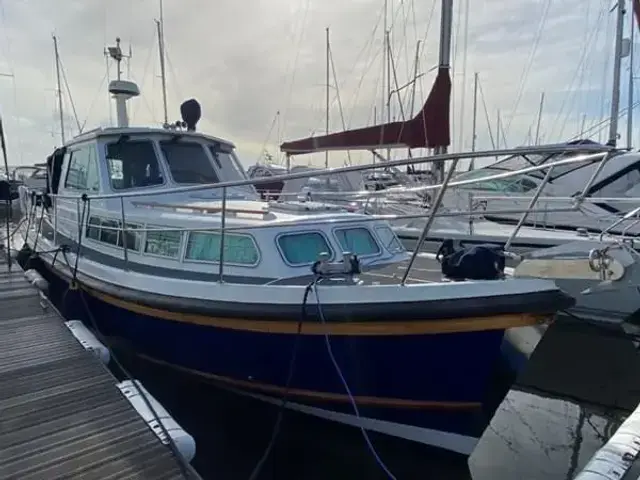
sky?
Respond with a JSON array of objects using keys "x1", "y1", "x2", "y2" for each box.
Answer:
[{"x1": 0, "y1": 0, "x2": 634, "y2": 168}]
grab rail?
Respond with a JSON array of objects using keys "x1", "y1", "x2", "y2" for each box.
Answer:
[
  {"x1": 40, "y1": 144, "x2": 621, "y2": 279},
  {"x1": 49, "y1": 145, "x2": 613, "y2": 201}
]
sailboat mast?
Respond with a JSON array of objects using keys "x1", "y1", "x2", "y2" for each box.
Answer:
[
  {"x1": 534, "y1": 92, "x2": 545, "y2": 145},
  {"x1": 325, "y1": 27, "x2": 330, "y2": 169},
  {"x1": 431, "y1": 0, "x2": 454, "y2": 183},
  {"x1": 608, "y1": 0, "x2": 626, "y2": 146},
  {"x1": 407, "y1": 40, "x2": 421, "y2": 160},
  {"x1": 385, "y1": 30, "x2": 391, "y2": 161},
  {"x1": 156, "y1": 0, "x2": 169, "y2": 126},
  {"x1": 53, "y1": 34, "x2": 65, "y2": 144},
  {"x1": 471, "y1": 72, "x2": 478, "y2": 152},
  {"x1": 627, "y1": 2, "x2": 635, "y2": 149}
]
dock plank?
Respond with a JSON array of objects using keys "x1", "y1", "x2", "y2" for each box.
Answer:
[{"x1": 0, "y1": 262, "x2": 199, "y2": 479}]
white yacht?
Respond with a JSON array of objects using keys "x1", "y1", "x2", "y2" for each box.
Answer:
[{"x1": 447, "y1": 141, "x2": 640, "y2": 236}]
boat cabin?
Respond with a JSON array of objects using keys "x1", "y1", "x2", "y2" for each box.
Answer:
[{"x1": 35, "y1": 89, "x2": 408, "y2": 283}]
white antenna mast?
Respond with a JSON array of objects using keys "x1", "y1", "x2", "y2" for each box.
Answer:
[{"x1": 106, "y1": 37, "x2": 139, "y2": 128}]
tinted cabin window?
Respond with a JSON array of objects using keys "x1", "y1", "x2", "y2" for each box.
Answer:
[
  {"x1": 145, "y1": 229, "x2": 182, "y2": 258},
  {"x1": 374, "y1": 226, "x2": 404, "y2": 253},
  {"x1": 334, "y1": 227, "x2": 380, "y2": 256},
  {"x1": 277, "y1": 232, "x2": 332, "y2": 265},
  {"x1": 161, "y1": 141, "x2": 219, "y2": 184},
  {"x1": 207, "y1": 145, "x2": 255, "y2": 195},
  {"x1": 106, "y1": 140, "x2": 163, "y2": 190},
  {"x1": 592, "y1": 166, "x2": 640, "y2": 197},
  {"x1": 185, "y1": 232, "x2": 259, "y2": 265},
  {"x1": 64, "y1": 145, "x2": 100, "y2": 191}
]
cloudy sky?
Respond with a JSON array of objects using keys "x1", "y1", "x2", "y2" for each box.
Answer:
[{"x1": 0, "y1": 0, "x2": 633, "y2": 168}]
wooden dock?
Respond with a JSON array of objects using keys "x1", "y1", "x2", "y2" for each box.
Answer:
[{"x1": 0, "y1": 261, "x2": 200, "y2": 479}]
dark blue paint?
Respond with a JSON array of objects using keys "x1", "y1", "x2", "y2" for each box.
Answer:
[{"x1": 48, "y1": 265, "x2": 505, "y2": 440}]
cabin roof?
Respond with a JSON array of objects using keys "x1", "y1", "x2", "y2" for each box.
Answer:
[
  {"x1": 67, "y1": 126, "x2": 236, "y2": 149},
  {"x1": 128, "y1": 199, "x2": 371, "y2": 228}
]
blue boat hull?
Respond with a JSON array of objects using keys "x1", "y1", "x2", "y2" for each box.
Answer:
[{"x1": 36, "y1": 259, "x2": 512, "y2": 454}]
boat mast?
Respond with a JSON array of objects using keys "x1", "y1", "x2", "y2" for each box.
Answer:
[
  {"x1": 386, "y1": 29, "x2": 391, "y2": 162},
  {"x1": 608, "y1": 0, "x2": 626, "y2": 146},
  {"x1": 325, "y1": 27, "x2": 330, "y2": 169},
  {"x1": 156, "y1": 0, "x2": 169, "y2": 126},
  {"x1": 471, "y1": 72, "x2": 478, "y2": 152},
  {"x1": 52, "y1": 34, "x2": 65, "y2": 144},
  {"x1": 534, "y1": 92, "x2": 545, "y2": 145},
  {"x1": 468, "y1": 71, "x2": 478, "y2": 171},
  {"x1": 627, "y1": 1, "x2": 635, "y2": 149},
  {"x1": 407, "y1": 40, "x2": 421, "y2": 163},
  {"x1": 380, "y1": 0, "x2": 388, "y2": 165},
  {"x1": 432, "y1": 0, "x2": 453, "y2": 183}
]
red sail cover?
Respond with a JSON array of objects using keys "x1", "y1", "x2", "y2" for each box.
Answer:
[{"x1": 280, "y1": 67, "x2": 452, "y2": 155}]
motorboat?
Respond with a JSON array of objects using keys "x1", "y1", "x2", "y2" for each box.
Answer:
[{"x1": 14, "y1": 67, "x2": 574, "y2": 456}]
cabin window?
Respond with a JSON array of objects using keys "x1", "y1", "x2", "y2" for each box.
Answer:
[
  {"x1": 185, "y1": 232, "x2": 259, "y2": 265},
  {"x1": 206, "y1": 145, "x2": 255, "y2": 195},
  {"x1": 160, "y1": 141, "x2": 219, "y2": 184},
  {"x1": 64, "y1": 145, "x2": 100, "y2": 191},
  {"x1": 99, "y1": 219, "x2": 120, "y2": 245},
  {"x1": 86, "y1": 216, "x2": 101, "y2": 241},
  {"x1": 277, "y1": 232, "x2": 332, "y2": 265},
  {"x1": 144, "y1": 229, "x2": 182, "y2": 258},
  {"x1": 106, "y1": 140, "x2": 164, "y2": 190},
  {"x1": 85, "y1": 216, "x2": 142, "y2": 251},
  {"x1": 374, "y1": 226, "x2": 405, "y2": 253},
  {"x1": 117, "y1": 223, "x2": 142, "y2": 251},
  {"x1": 334, "y1": 227, "x2": 380, "y2": 256},
  {"x1": 207, "y1": 145, "x2": 245, "y2": 179},
  {"x1": 592, "y1": 166, "x2": 640, "y2": 198}
]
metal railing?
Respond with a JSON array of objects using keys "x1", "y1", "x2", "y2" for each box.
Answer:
[{"x1": 28, "y1": 144, "x2": 629, "y2": 283}]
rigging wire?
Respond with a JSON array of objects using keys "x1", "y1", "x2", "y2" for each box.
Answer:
[
  {"x1": 130, "y1": 30, "x2": 159, "y2": 123},
  {"x1": 573, "y1": 0, "x2": 596, "y2": 136},
  {"x1": 556, "y1": 1, "x2": 611, "y2": 140},
  {"x1": 275, "y1": 0, "x2": 312, "y2": 154},
  {"x1": 568, "y1": 98, "x2": 640, "y2": 141},
  {"x1": 549, "y1": 0, "x2": 609, "y2": 139},
  {"x1": 79, "y1": 69, "x2": 109, "y2": 132},
  {"x1": 597, "y1": 2, "x2": 616, "y2": 143},
  {"x1": 328, "y1": 43, "x2": 352, "y2": 166},
  {"x1": 254, "y1": 111, "x2": 280, "y2": 164},
  {"x1": 503, "y1": 0, "x2": 553, "y2": 141},
  {"x1": 56, "y1": 56, "x2": 82, "y2": 133},
  {"x1": 0, "y1": 0, "x2": 21, "y2": 163},
  {"x1": 162, "y1": 43, "x2": 184, "y2": 115},
  {"x1": 477, "y1": 76, "x2": 497, "y2": 150}
]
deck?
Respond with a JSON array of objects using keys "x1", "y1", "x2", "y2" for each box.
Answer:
[{"x1": 0, "y1": 260, "x2": 200, "y2": 479}]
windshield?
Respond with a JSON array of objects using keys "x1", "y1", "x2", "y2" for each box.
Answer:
[
  {"x1": 207, "y1": 144, "x2": 255, "y2": 196},
  {"x1": 472, "y1": 145, "x2": 604, "y2": 181},
  {"x1": 160, "y1": 141, "x2": 220, "y2": 184}
]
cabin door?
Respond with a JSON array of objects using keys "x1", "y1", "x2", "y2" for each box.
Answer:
[{"x1": 52, "y1": 143, "x2": 102, "y2": 249}]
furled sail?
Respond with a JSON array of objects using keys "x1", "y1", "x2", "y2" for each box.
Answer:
[{"x1": 280, "y1": 67, "x2": 451, "y2": 155}]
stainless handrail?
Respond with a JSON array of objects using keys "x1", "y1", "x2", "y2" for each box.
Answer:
[
  {"x1": 120, "y1": 197, "x2": 128, "y2": 270},
  {"x1": 504, "y1": 166, "x2": 554, "y2": 251},
  {"x1": 49, "y1": 145, "x2": 613, "y2": 201},
  {"x1": 35, "y1": 144, "x2": 624, "y2": 282},
  {"x1": 218, "y1": 187, "x2": 227, "y2": 282},
  {"x1": 65, "y1": 206, "x2": 581, "y2": 235},
  {"x1": 401, "y1": 157, "x2": 459, "y2": 284}
]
